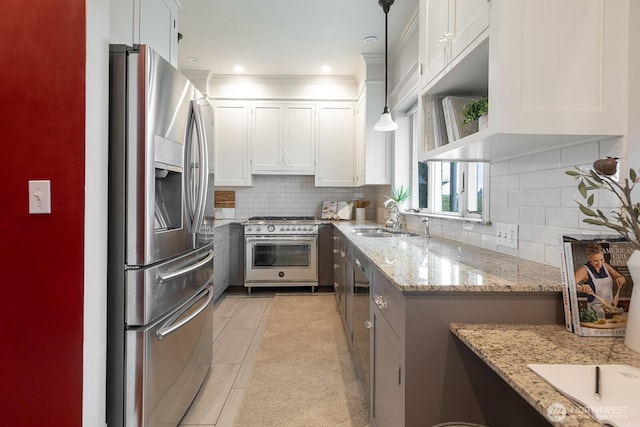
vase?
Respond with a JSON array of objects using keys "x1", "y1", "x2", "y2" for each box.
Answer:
[
  {"x1": 478, "y1": 113, "x2": 489, "y2": 131},
  {"x1": 355, "y1": 208, "x2": 366, "y2": 221},
  {"x1": 625, "y1": 250, "x2": 640, "y2": 353}
]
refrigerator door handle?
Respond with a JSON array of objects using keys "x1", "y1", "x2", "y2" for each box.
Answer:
[
  {"x1": 192, "y1": 101, "x2": 209, "y2": 230},
  {"x1": 156, "y1": 250, "x2": 214, "y2": 283},
  {"x1": 157, "y1": 285, "x2": 213, "y2": 340},
  {"x1": 185, "y1": 100, "x2": 209, "y2": 233}
]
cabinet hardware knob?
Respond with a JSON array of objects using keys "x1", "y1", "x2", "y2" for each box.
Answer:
[{"x1": 365, "y1": 320, "x2": 373, "y2": 329}]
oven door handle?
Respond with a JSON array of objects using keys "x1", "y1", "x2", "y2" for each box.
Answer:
[
  {"x1": 245, "y1": 236, "x2": 316, "y2": 244},
  {"x1": 157, "y1": 285, "x2": 213, "y2": 340}
]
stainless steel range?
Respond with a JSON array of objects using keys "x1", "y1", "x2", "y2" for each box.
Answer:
[{"x1": 244, "y1": 216, "x2": 318, "y2": 293}]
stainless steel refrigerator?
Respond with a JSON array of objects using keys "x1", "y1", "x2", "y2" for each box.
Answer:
[{"x1": 107, "y1": 45, "x2": 214, "y2": 427}]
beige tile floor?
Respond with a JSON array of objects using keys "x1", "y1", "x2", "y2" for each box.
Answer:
[{"x1": 179, "y1": 292, "x2": 274, "y2": 427}]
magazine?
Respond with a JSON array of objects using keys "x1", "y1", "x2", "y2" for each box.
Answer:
[
  {"x1": 561, "y1": 234, "x2": 635, "y2": 337},
  {"x1": 441, "y1": 96, "x2": 479, "y2": 143},
  {"x1": 529, "y1": 364, "x2": 640, "y2": 427}
]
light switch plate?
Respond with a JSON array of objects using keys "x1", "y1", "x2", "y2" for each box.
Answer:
[
  {"x1": 29, "y1": 180, "x2": 51, "y2": 214},
  {"x1": 496, "y1": 222, "x2": 518, "y2": 249}
]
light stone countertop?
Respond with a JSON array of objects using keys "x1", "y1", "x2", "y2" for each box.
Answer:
[
  {"x1": 333, "y1": 221, "x2": 562, "y2": 293},
  {"x1": 450, "y1": 323, "x2": 640, "y2": 426}
]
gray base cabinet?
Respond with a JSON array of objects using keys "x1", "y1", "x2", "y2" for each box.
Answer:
[
  {"x1": 228, "y1": 223, "x2": 244, "y2": 287},
  {"x1": 213, "y1": 226, "x2": 229, "y2": 301},
  {"x1": 333, "y1": 229, "x2": 354, "y2": 343},
  {"x1": 371, "y1": 304, "x2": 401, "y2": 426},
  {"x1": 368, "y1": 267, "x2": 563, "y2": 426},
  {"x1": 213, "y1": 223, "x2": 244, "y2": 300},
  {"x1": 317, "y1": 224, "x2": 334, "y2": 288}
]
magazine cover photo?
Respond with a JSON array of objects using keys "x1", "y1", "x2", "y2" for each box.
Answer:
[{"x1": 569, "y1": 239, "x2": 635, "y2": 335}]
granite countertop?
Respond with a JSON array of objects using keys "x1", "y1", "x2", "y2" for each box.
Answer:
[
  {"x1": 333, "y1": 221, "x2": 562, "y2": 293},
  {"x1": 450, "y1": 323, "x2": 640, "y2": 426}
]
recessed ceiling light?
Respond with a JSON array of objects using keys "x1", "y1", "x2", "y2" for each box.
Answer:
[
  {"x1": 233, "y1": 65, "x2": 244, "y2": 73},
  {"x1": 187, "y1": 56, "x2": 200, "y2": 63},
  {"x1": 321, "y1": 65, "x2": 332, "y2": 74},
  {"x1": 363, "y1": 36, "x2": 378, "y2": 44}
]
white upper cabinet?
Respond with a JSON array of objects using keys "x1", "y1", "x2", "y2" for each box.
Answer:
[
  {"x1": 110, "y1": 0, "x2": 180, "y2": 67},
  {"x1": 212, "y1": 101, "x2": 252, "y2": 186},
  {"x1": 316, "y1": 103, "x2": 356, "y2": 187},
  {"x1": 420, "y1": 0, "x2": 629, "y2": 161},
  {"x1": 252, "y1": 103, "x2": 316, "y2": 174},
  {"x1": 355, "y1": 83, "x2": 392, "y2": 186},
  {"x1": 421, "y1": 0, "x2": 490, "y2": 87}
]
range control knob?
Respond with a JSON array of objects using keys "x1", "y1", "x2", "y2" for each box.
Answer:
[{"x1": 267, "y1": 225, "x2": 275, "y2": 232}]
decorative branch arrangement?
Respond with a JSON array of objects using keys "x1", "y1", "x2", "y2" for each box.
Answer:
[{"x1": 566, "y1": 158, "x2": 640, "y2": 251}]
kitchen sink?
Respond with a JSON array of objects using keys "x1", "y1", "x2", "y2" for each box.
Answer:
[{"x1": 352, "y1": 227, "x2": 420, "y2": 238}]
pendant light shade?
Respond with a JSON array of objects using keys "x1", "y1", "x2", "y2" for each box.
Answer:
[
  {"x1": 374, "y1": 106, "x2": 399, "y2": 131},
  {"x1": 374, "y1": 0, "x2": 398, "y2": 132}
]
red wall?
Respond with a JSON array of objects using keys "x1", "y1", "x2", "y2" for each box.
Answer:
[{"x1": 0, "y1": 1, "x2": 86, "y2": 425}]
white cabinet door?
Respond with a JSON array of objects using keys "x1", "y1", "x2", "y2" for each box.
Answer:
[
  {"x1": 252, "y1": 104, "x2": 283, "y2": 172},
  {"x1": 315, "y1": 103, "x2": 355, "y2": 187},
  {"x1": 448, "y1": 0, "x2": 490, "y2": 61},
  {"x1": 355, "y1": 84, "x2": 392, "y2": 186},
  {"x1": 110, "y1": 0, "x2": 179, "y2": 67},
  {"x1": 252, "y1": 103, "x2": 315, "y2": 174},
  {"x1": 363, "y1": 83, "x2": 392, "y2": 185},
  {"x1": 284, "y1": 104, "x2": 315, "y2": 173},
  {"x1": 422, "y1": 0, "x2": 489, "y2": 88},
  {"x1": 213, "y1": 102, "x2": 252, "y2": 186},
  {"x1": 422, "y1": 0, "x2": 450, "y2": 85},
  {"x1": 355, "y1": 93, "x2": 367, "y2": 186}
]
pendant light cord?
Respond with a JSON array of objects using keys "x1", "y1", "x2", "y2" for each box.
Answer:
[{"x1": 383, "y1": 7, "x2": 389, "y2": 111}]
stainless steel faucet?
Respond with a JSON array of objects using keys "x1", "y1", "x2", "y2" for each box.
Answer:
[
  {"x1": 383, "y1": 198, "x2": 401, "y2": 229},
  {"x1": 422, "y1": 217, "x2": 431, "y2": 239}
]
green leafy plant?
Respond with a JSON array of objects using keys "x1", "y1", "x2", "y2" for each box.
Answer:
[
  {"x1": 462, "y1": 97, "x2": 488, "y2": 125},
  {"x1": 386, "y1": 185, "x2": 411, "y2": 203},
  {"x1": 566, "y1": 159, "x2": 640, "y2": 250}
]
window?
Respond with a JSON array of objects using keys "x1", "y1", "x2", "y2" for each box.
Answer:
[{"x1": 414, "y1": 160, "x2": 489, "y2": 221}]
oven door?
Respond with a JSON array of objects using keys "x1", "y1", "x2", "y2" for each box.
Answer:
[{"x1": 245, "y1": 235, "x2": 317, "y2": 283}]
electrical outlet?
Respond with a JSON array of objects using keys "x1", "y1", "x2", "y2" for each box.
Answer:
[
  {"x1": 496, "y1": 222, "x2": 518, "y2": 249},
  {"x1": 29, "y1": 180, "x2": 51, "y2": 214}
]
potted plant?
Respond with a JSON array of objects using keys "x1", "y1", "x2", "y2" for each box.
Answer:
[
  {"x1": 462, "y1": 97, "x2": 489, "y2": 130},
  {"x1": 387, "y1": 185, "x2": 410, "y2": 204},
  {"x1": 566, "y1": 158, "x2": 640, "y2": 353},
  {"x1": 383, "y1": 185, "x2": 411, "y2": 211}
]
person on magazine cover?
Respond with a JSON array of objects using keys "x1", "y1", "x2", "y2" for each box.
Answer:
[{"x1": 575, "y1": 243, "x2": 625, "y2": 308}]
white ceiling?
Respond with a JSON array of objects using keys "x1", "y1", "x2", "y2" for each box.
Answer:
[{"x1": 178, "y1": 0, "x2": 419, "y2": 77}]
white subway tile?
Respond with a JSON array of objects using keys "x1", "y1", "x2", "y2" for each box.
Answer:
[
  {"x1": 518, "y1": 240, "x2": 545, "y2": 264},
  {"x1": 545, "y1": 207, "x2": 580, "y2": 228},
  {"x1": 560, "y1": 141, "x2": 599, "y2": 166},
  {"x1": 545, "y1": 168, "x2": 576, "y2": 188},
  {"x1": 520, "y1": 171, "x2": 546, "y2": 189},
  {"x1": 519, "y1": 207, "x2": 545, "y2": 225},
  {"x1": 492, "y1": 159, "x2": 510, "y2": 176},
  {"x1": 494, "y1": 206, "x2": 519, "y2": 222},
  {"x1": 531, "y1": 149, "x2": 561, "y2": 171},
  {"x1": 508, "y1": 156, "x2": 532, "y2": 174},
  {"x1": 509, "y1": 188, "x2": 561, "y2": 207}
]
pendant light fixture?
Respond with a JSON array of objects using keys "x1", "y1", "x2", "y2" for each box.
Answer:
[{"x1": 374, "y1": 0, "x2": 398, "y2": 132}]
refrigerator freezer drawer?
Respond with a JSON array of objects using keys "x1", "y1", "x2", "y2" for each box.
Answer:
[
  {"x1": 125, "y1": 285, "x2": 213, "y2": 427},
  {"x1": 126, "y1": 243, "x2": 213, "y2": 326}
]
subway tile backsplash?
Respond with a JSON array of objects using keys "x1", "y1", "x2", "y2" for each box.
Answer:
[
  {"x1": 404, "y1": 137, "x2": 624, "y2": 268},
  {"x1": 206, "y1": 137, "x2": 623, "y2": 268},
  {"x1": 206, "y1": 175, "x2": 378, "y2": 220}
]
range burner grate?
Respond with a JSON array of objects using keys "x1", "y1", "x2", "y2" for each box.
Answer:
[{"x1": 248, "y1": 216, "x2": 315, "y2": 221}]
